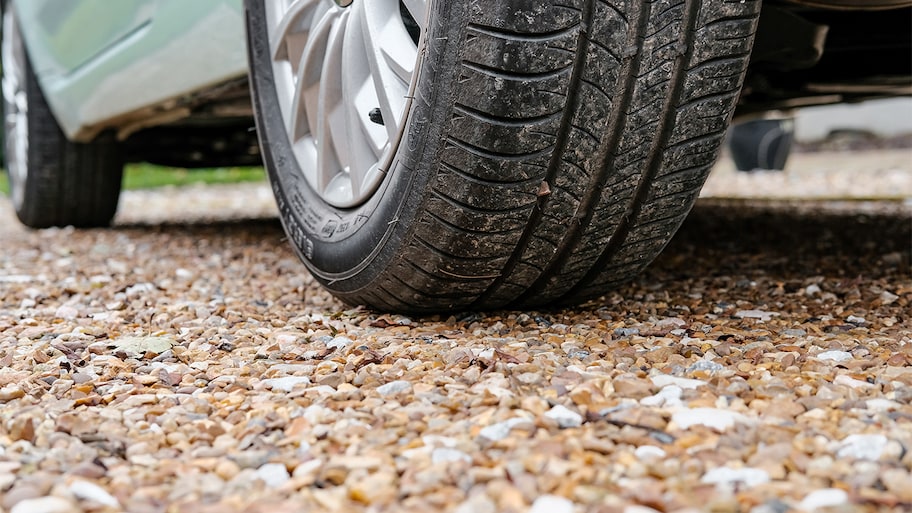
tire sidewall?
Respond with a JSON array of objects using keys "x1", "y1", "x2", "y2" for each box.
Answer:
[{"x1": 245, "y1": 0, "x2": 462, "y2": 293}]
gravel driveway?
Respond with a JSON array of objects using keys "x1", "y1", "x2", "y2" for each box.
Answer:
[{"x1": 1, "y1": 151, "x2": 910, "y2": 512}]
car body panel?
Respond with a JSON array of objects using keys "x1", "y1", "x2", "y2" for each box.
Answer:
[{"x1": 12, "y1": 0, "x2": 248, "y2": 141}]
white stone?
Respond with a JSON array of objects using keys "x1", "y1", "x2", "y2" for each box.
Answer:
[
  {"x1": 641, "y1": 385, "x2": 683, "y2": 408},
  {"x1": 544, "y1": 404, "x2": 583, "y2": 428},
  {"x1": 656, "y1": 317, "x2": 686, "y2": 328},
  {"x1": 880, "y1": 291, "x2": 899, "y2": 305},
  {"x1": 530, "y1": 495, "x2": 574, "y2": 513},
  {"x1": 261, "y1": 376, "x2": 311, "y2": 392},
  {"x1": 302, "y1": 404, "x2": 333, "y2": 424},
  {"x1": 833, "y1": 374, "x2": 874, "y2": 389},
  {"x1": 55, "y1": 305, "x2": 79, "y2": 319},
  {"x1": 111, "y1": 336, "x2": 174, "y2": 356},
  {"x1": 256, "y1": 463, "x2": 291, "y2": 488},
  {"x1": 835, "y1": 434, "x2": 888, "y2": 461},
  {"x1": 175, "y1": 268, "x2": 194, "y2": 279},
  {"x1": 701, "y1": 467, "x2": 770, "y2": 488},
  {"x1": 735, "y1": 310, "x2": 778, "y2": 321},
  {"x1": 275, "y1": 333, "x2": 299, "y2": 345},
  {"x1": 68, "y1": 480, "x2": 120, "y2": 507},
  {"x1": 846, "y1": 315, "x2": 866, "y2": 324},
  {"x1": 125, "y1": 282, "x2": 155, "y2": 297},
  {"x1": 865, "y1": 399, "x2": 901, "y2": 412},
  {"x1": 292, "y1": 459, "x2": 322, "y2": 479},
  {"x1": 326, "y1": 336, "x2": 354, "y2": 350},
  {"x1": 672, "y1": 408, "x2": 747, "y2": 431},
  {"x1": 479, "y1": 418, "x2": 531, "y2": 441},
  {"x1": 634, "y1": 445, "x2": 666, "y2": 462},
  {"x1": 10, "y1": 497, "x2": 77, "y2": 513},
  {"x1": 651, "y1": 375, "x2": 706, "y2": 390},
  {"x1": 816, "y1": 350, "x2": 853, "y2": 363},
  {"x1": 431, "y1": 448, "x2": 472, "y2": 464},
  {"x1": 805, "y1": 284, "x2": 822, "y2": 296},
  {"x1": 798, "y1": 489, "x2": 848, "y2": 511},
  {"x1": 376, "y1": 380, "x2": 412, "y2": 396},
  {"x1": 0, "y1": 274, "x2": 34, "y2": 283}
]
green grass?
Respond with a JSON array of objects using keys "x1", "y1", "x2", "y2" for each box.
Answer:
[{"x1": 0, "y1": 164, "x2": 266, "y2": 195}]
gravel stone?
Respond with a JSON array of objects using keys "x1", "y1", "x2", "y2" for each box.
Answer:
[
  {"x1": 834, "y1": 434, "x2": 889, "y2": 461},
  {"x1": 9, "y1": 497, "x2": 77, "y2": 513},
  {"x1": 326, "y1": 336, "x2": 354, "y2": 350},
  {"x1": 529, "y1": 495, "x2": 575, "y2": 513},
  {"x1": 68, "y1": 480, "x2": 120, "y2": 507},
  {"x1": 798, "y1": 489, "x2": 849, "y2": 511},
  {"x1": 815, "y1": 350, "x2": 854, "y2": 362},
  {"x1": 256, "y1": 463, "x2": 291, "y2": 488},
  {"x1": 431, "y1": 448, "x2": 472, "y2": 464},
  {"x1": 1, "y1": 163, "x2": 909, "y2": 512},
  {"x1": 735, "y1": 310, "x2": 778, "y2": 321},
  {"x1": 634, "y1": 446, "x2": 666, "y2": 462},
  {"x1": 544, "y1": 404, "x2": 583, "y2": 428},
  {"x1": 376, "y1": 380, "x2": 412, "y2": 396},
  {"x1": 478, "y1": 418, "x2": 532, "y2": 442},
  {"x1": 650, "y1": 375, "x2": 706, "y2": 390},
  {"x1": 672, "y1": 408, "x2": 749, "y2": 431},
  {"x1": 261, "y1": 376, "x2": 312, "y2": 392},
  {"x1": 702, "y1": 467, "x2": 771, "y2": 488}
]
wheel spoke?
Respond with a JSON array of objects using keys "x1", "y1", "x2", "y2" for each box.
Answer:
[
  {"x1": 292, "y1": 7, "x2": 337, "y2": 142},
  {"x1": 401, "y1": 0, "x2": 428, "y2": 24},
  {"x1": 270, "y1": 0, "x2": 322, "y2": 65},
  {"x1": 342, "y1": 5, "x2": 385, "y2": 198},
  {"x1": 359, "y1": 1, "x2": 411, "y2": 144},
  {"x1": 324, "y1": 12, "x2": 353, "y2": 178},
  {"x1": 315, "y1": 17, "x2": 347, "y2": 194}
]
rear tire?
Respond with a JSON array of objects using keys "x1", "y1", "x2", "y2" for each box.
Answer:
[
  {"x1": 247, "y1": 0, "x2": 761, "y2": 312},
  {"x1": 729, "y1": 118, "x2": 795, "y2": 171},
  {"x1": 2, "y1": 3, "x2": 123, "y2": 228}
]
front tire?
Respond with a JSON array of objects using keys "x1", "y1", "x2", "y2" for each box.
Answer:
[
  {"x1": 247, "y1": 0, "x2": 761, "y2": 312},
  {"x1": 2, "y1": 3, "x2": 124, "y2": 228}
]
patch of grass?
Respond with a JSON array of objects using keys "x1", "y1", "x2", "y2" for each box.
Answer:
[
  {"x1": 0, "y1": 164, "x2": 265, "y2": 195},
  {"x1": 122, "y1": 164, "x2": 265, "y2": 189}
]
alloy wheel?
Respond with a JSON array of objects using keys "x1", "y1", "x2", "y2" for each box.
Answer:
[
  {"x1": 265, "y1": 0, "x2": 428, "y2": 208},
  {"x1": 2, "y1": 4, "x2": 29, "y2": 210}
]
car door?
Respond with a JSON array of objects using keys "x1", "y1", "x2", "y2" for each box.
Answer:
[{"x1": 11, "y1": 0, "x2": 247, "y2": 141}]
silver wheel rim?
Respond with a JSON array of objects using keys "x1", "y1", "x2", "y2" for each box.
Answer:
[
  {"x1": 265, "y1": 0, "x2": 428, "y2": 208},
  {"x1": 2, "y1": 5, "x2": 29, "y2": 211}
]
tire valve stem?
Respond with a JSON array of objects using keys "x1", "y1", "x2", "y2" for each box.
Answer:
[{"x1": 368, "y1": 108, "x2": 384, "y2": 126}]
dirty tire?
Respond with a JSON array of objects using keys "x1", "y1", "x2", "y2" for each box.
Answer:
[
  {"x1": 2, "y1": 2, "x2": 124, "y2": 229},
  {"x1": 247, "y1": 0, "x2": 761, "y2": 313}
]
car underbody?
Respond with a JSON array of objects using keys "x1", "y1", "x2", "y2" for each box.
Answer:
[{"x1": 120, "y1": 0, "x2": 910, "y2": 169}]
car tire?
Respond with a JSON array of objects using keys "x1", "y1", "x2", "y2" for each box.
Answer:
[
  {"x1": 2, "y1": 3, "x2": 124, "y2": 228},
  {"x1": 246, "y1": 0, "x2": 760, "y2": 312},
  {"x1": 729, "y1": 118, "x2": 795, "y2": 171}
]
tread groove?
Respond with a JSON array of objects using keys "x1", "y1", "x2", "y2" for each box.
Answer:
[
  {"x1": 470, "y1": 0, "x2": 596, "y2": 309},
  {"x1": 561, "y1": 0, "x2": 704, "y2": 301}
]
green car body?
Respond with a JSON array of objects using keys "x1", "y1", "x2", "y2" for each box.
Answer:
[{"x1": 11, "y1": 0, "x2": 247, "y2": 142}]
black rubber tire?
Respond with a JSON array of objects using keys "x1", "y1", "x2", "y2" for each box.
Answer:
[
  {"x1": 247, "y1": 0, "x2": 761, "y2": 313},
  {"x1": 729, "y1": 118, "x2": 795, "y2": 171},
  {"x1": 2, "y1": 5, "x2": 123, "y2": 229}
]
